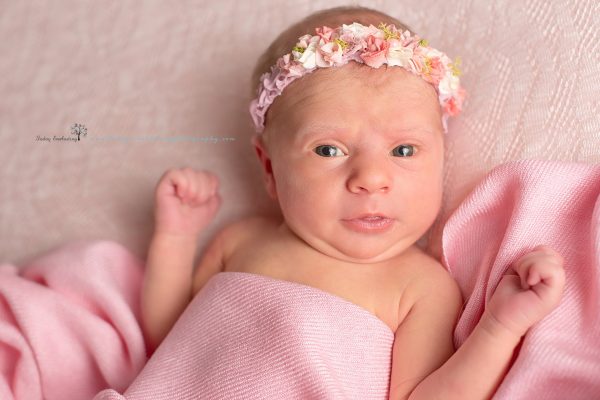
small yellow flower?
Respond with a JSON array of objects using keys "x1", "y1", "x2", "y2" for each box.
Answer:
[
  {"x1": 422, "y1": 57, "x2": 432, "y2": 74},
  {"x1": 292, "y1": 46, "x2": 305, "y2": 54},
  {"x1": 418, "y1": 38, "x2": 429, "y2": 47},
  {"x1": 334, "y1": 38, "x2": 348, "y2": 50},
  {"x1": 449, "y1": 56, "x2": 462, "y2": 77},
  {"x1": 378, "y1": 22, "x2": 400, "y2": 40}
]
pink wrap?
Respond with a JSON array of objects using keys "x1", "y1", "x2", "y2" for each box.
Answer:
[
  {"x1": 442, "y1": 160, "x2": 600, "y2": 398},
  {"x1": 95, "y1": 271, "x2": 395, "y2": 399},
  {"x1": 0, "y1": 240, "x2": 147, "y2": 400}
]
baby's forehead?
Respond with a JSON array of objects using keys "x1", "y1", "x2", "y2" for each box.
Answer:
[
  {"x1": 269, "y1": 66, "x2": 439, "y2": 126},
  {"x1": 286, "y1": 65, "x2": 436, "y2": 109},
  {"x1": 304, "y1": 62, "x2": 422, "y2": 89}
]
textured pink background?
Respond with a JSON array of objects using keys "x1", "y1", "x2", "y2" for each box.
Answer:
[{"x1": 1, "y1": 1, "x2": 599, "y2": 264}]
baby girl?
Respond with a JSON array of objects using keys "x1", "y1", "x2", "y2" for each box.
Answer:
[{"x1": 141, "y1": 6, "x2": 565, "y2": 399}]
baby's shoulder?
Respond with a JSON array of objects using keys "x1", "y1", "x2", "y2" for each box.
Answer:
[
  {"x1": 216, "y1": 215, "x2": 281, "y2": 251},
  {"x1": 402, "y1": 247, "x2": 462, "y2": 304}
]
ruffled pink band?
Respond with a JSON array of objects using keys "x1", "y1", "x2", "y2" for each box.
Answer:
[{"x1": 249, "y1": 22, "x2": 466, "y2": 134}]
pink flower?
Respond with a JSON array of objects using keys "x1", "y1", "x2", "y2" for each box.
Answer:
[
  {"x1": 276, "y1": 54, "x2": 304, "y2": 77},
  {"x1": 359, "y1": 35, "x2": 389, "y2": 68},
  {"x1": 317, "y1": 41, "x2": 344, "y2": 66},
  {"x1": 364, "y1": 23, "x2": 384, "y2": 39},
  {"x1": 407, "y1": 55, "x2": 424, "y2": 74},
  {"x1": 338, "y1": 32, "x2": 363, "y2": 60},
  {"x1": 443, "y1": 98, "x2": 459, "y2": 116},
  {"x1": 421, "y1": 57, "x2": 445, "y2": 85},
  {"x1": 442, "y1": 87, "x2": 466, "y2": 116},
  {"x1": 315, "y1": 26, "x2": 335, "y2": 42},
  {"x1": 295, "y1": 34, "x2": 313, "y2": 50}
]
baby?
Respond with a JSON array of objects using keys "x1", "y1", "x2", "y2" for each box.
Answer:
[{"x1": 141, "y1": 6, "x2": 565, "y2": 400}]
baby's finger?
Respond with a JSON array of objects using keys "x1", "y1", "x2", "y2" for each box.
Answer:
[
  {"x1": 514, "y1": 263, "x2": 531, "y2": 290},
  {"x1": 504, "y1": 266, "x2": 529, "y2": 290},
  {"x1": 513, "y1": 250, "x2": 534, "y2": 268},
  {"x1": 513, "y1": 252, "x2": 533, "y2": 274},
  {"x1": 206, "y1": 191, "x2": 222, "y2": 212},
  {"x1": 514, "y1": 248, "x2": 546, "y2": 267},
  {"x1": 513, "y1": 245, "x2": 559, "y2": 273},
  {"x1": 171, "y1": 171, "x2": 188, "y2": 199},
  {"x1": 184, "y1": 169, "x2": 198, "y2": 203},
  {"x1": 197, "y1": 171, "x2": 219, "y2": 202},
  {"x1": 190, "y1": 191, "x2": 216, "y2": 207},
  {"x1": 198, "y1": 170, "x2": 218, "y2": 188},
  {"x1": 208, "y1": 173, "x2": 219, "y2": 196},
  {"x1": 526, "y1": 269, "x2": 540, "y2": 287},
  {"x1": 531, "y1": 261, "x2": 565, "y2": 287},
  {"x1": 190, "y1": 190, "x2": 221, "y2": 212},
  {"x1": 519, "y1": 271, "x2": 530, "y2": 290}
]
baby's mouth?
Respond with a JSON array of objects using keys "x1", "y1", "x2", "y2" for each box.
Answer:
[
  {"x1": 359, "y1": 216, "x2": 386, "y2": 221},
  {"x1": 342, "y1": 214, "x2": 395, "y2": 233}
]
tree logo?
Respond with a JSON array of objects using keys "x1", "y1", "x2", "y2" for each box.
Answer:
[{"x1": 70, "y1": 123, "x2": 88, "y2": 141}]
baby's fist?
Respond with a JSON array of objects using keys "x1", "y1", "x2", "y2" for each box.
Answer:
[
  {"x1": 487, "y1": 245, "x2": 566, "y2": 338},
  {"x1": 154, "y1": 167, "x2": 221, "y2": 237}
]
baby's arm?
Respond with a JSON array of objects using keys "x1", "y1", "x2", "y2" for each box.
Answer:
[
  {"x1": 141, "y1": 168, "x2": 221, "y2": 352},
  {"x1": 390, "y1": 246, "x2": 565, "y2": 400}
]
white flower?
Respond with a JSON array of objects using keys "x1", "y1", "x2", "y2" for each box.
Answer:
[
  {"x1": 386, "y1": 40, "x2": 414, "y2": 68},
  {"x1": 438, "y1": 72, "x2": 460, "y2": 95},
  {"x1": 341, "y1": 22, "x2": 368, "y2": 37},
  {"x1": 423, "y1": 48, "x2": 444, "y2": 59},
  {"x1": 297, "y1": 35, "x2": 320, "y2": 69}
]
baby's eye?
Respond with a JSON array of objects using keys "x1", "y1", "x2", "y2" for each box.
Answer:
[
  {"x1": 391, "y1": 144, "x2": 415, "y2": 157},
  {"x1": 314, "y1": 145, "x2": 344, "y2": 157}
]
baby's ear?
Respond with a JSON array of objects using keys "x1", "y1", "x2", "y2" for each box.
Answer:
[{"x1": 250, "y1": 134, "x2": 278, "y2": 200}]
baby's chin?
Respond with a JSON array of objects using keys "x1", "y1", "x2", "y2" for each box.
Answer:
[{"x1": 308, "y1": 235, "x2": 416, "y2": 265}]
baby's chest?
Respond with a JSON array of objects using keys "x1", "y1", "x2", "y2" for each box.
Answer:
[{"x1": 222, "y1": 242, "x2": 405, "y2": 333}]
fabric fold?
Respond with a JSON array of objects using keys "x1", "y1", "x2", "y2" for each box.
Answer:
[
  {"x1": 442, "y1": 159, "x2": 600, "y2": 399},
  {"x1": 95, "y1": 271, "x2": 395, "y2": 400},
  {"x1": 0, "y1": 240, "x2": 147, "y2": 400}
]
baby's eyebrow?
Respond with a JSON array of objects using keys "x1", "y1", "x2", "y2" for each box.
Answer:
[
  {"x1": 397, "y1": 128, "x2": 438, "y2": 136},
  {"x1": 296, "y1": 124, "x2": 345, "y2": 139},
  {"x1": 296, "y1": 124, "x2": 437, "y2": 139}
]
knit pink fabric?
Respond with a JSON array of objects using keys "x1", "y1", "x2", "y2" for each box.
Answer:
[
  {"x1": 0, "y1": 240, "x2": 147, "y2": 400},
  {"x1": 95, "y1": 271, "x2": 395, "y2": 399},
  {"x1": 442, "y1": 159, "x2": 600, "y2": 399}
]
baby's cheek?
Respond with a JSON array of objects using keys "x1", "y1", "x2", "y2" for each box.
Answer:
[
  {"x1": 405, "y1": 168, "x2": 443, "y2": 216},
  {"x1": 274, "y1": 175, "x2": 307, "y2": 208}
]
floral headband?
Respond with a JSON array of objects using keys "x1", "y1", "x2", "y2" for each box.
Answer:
[{"x1": 249, "y1": 22, "x2": 466, "y2": 134}]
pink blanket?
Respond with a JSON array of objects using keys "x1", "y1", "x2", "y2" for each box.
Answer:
[
  {"x1": 0, "y1": 241, "x2": 147, "y2": 400},
  {"x1": 442, "y1": 160, "x2": 600, "y2": 399},
  {"x1": 95, "y1": 271, "x2": 395, "y2": 399}
]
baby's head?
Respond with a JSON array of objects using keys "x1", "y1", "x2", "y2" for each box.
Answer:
[{"x1": 248, "y1": 6, "x2": 465, "y2": 263}]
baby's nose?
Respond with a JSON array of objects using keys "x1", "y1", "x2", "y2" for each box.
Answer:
[{"x1": 346, "y1": 161, "x2": 392, "y2": 194}]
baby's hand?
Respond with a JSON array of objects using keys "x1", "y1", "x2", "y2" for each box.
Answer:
[
  {"x1": 153, "y1": 168, "x2": 221, "y2": 237},
  {"x1": 486, "y1": 245, "x2": 566, "y2": 338}
]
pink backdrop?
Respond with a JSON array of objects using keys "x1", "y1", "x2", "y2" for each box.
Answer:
[{"x1": 1, "y1": 0, "x2": 599, "y2": 264}]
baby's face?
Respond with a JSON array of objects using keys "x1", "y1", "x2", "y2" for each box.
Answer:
[{"x1": 260, "y1": 63, "x2": 444, "y2": 263}]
